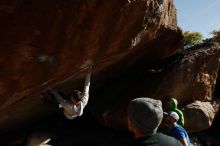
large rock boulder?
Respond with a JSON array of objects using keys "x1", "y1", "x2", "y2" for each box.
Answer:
[
  {"x1": 0, "y1": 0, "x2": 182, "y2": 133},
  {"x1": 155, "y1": 43, "x2": 220, "y2": 103},
  {"x1": 183, "y1": 101, "x2": 215, "y2": 132},
  {"x1": 0, "y1": 0, "x2": 180, "y2": 108}
]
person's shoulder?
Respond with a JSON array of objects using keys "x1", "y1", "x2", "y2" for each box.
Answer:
[
  {"x1": 156, "y1": 133, "x2": 183, "y2": 145},
  {"x1": 171, "y1": 124, "x2": 184, "y2": 134},
  {"x1": 174, "y1": 124, "x2": 185, "y2": 131},
  {"x1": 156, "y1": 133, "x2": 175, "y2": 139},
  {"x1": 132, "y1": 134, "x2": 182, "y2": 146}
]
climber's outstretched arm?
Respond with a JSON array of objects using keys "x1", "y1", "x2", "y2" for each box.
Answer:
[
  {"x1": 48, "y1": 88, "x2": 70, "y2": 108},
  {"x1": 80, "y1": 69, "x2": 92, "y2": 107}
]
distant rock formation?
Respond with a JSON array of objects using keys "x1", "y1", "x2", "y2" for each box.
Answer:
[
  {"x1": 154, "y1": 43, "x2": 220, "y2": 133},
  {"x1": 95, "y1": 43, "x2": 220, "y2": 133},
  {"x1": 155, "y1": 43, "x2": 220, "y2": 103}
]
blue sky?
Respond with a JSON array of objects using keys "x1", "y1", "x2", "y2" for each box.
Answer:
[{"x1": 174, "y1": 0, "x2": 220, "y2": 38}]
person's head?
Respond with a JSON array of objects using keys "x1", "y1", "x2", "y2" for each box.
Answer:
[
  {"x1": 127, "y1": 97, "x2": 163, "y2": 137},
  {"x1": 70, "y1": 90, "x2": 82, "y2": 105},
  {"x1": 164, "y1": 111, "x2": 179, "y2": 127},
  {"x1": 163, "y1": 96, "x2": 178, "y2": 110}
]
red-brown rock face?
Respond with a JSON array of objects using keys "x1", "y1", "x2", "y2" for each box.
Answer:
[
  {"x1": 0, "y1": 0, "x2": 180, "y2": 109},
  {"x1": 155, "y1": 43, "x2": 220, "y2": 103},
  {"x1": 0, "y1": 0, "x2": 182, "y2": 132}
]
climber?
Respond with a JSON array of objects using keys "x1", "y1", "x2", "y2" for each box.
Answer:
[
  {"x1": 164, "y1": 111, "x2": 191, "y2": 146},
  {"x1": 46, "y1": 66, "x2": 92, "y2": 120},
  {"x1": 162, "y1": 96, "x2": 184, "y2": 126}
]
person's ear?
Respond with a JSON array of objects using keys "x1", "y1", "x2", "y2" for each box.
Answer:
[{"x1": 128, "y1": 119, "x2": 134, "y2": 132}]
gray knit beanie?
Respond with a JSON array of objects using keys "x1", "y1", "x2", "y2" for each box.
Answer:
[{"x1": 127, "y1": 97, "x2": 163, "y2": 136}]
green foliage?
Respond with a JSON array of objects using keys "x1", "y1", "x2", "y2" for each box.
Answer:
[
  {"x1": 182, "y1": 31, "x2": 204, "y2": 49},
  {"x1": 211, "y1": 29, "x2": 220, "y2": 43},
  {"x1": 178, "y1": 29, "x2": 219, "y2": 53}
]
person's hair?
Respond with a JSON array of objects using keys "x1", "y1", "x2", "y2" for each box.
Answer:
[{"x1": 71, "y1": 90, "x2": 82, "y2": 102}]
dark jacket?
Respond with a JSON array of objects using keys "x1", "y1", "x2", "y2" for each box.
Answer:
[{"x1": 131, "y1": 133, "x2": 183, "y2": 146}]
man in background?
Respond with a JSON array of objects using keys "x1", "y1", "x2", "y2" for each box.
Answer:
[
  {"x1": 127, "y1": 97, "x2": 183, "y2": 146},
  {"x1": 164, "y1": 111, "x2": 191, "y2": 146}
]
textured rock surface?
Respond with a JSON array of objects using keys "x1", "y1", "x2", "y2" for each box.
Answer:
[
  {"x1": 0, "y1": 0, "x2": 182, "y2": 132},
  {"x1": 0, "y1": 0, "x2": 180, "y2": 109},
  {"x1": 155, "y1": 43, "x2": 220, "y2": 103},
  {"x1": 183, "y1": 101, "x2": 215, "y2": 132}
]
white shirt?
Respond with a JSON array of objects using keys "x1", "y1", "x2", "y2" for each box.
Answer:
[{"x1": 50, "y1": 72, "x2": 91, "y2": 119}]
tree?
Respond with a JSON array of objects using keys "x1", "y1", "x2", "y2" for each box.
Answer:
[
  {"x1": 182, "y1": 31, "x2": 204, "y2": 49},
  {"x1": 211, "y1": 29, "x2": 220, "y2": 43}
]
